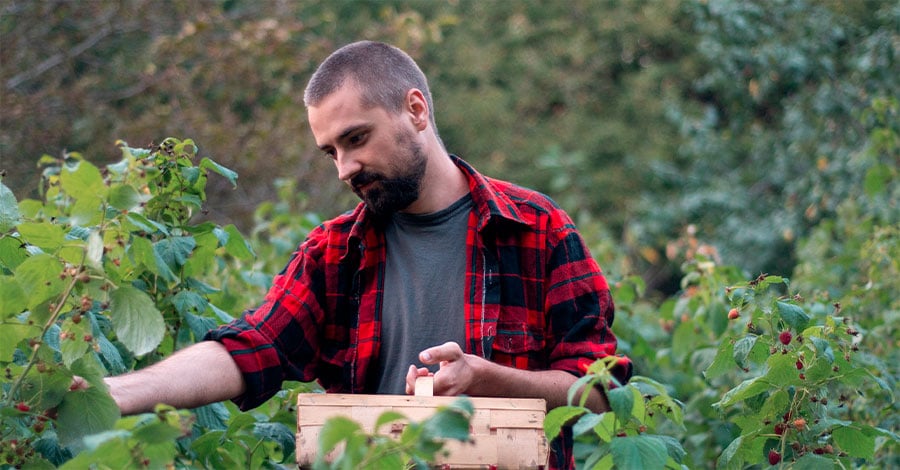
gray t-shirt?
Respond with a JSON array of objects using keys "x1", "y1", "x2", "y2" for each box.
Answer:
[{"x1": 372, "y1": 194, "x2": 472, "y2": 394}]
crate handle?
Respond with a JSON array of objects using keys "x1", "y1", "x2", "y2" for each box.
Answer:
[{"x1": 414, "y1": 376, "x2": 434, "y2": 397}]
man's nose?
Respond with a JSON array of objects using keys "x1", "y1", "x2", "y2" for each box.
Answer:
[{"x1": 335, "y1": 152, "x2": 362, "y2": 182}]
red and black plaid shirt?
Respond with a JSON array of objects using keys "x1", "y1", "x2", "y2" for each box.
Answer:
[{"x1": 206, "y1": 156, "x2": 632, "y2": 466}]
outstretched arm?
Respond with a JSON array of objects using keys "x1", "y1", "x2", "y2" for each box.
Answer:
[
  {"x1": 405, "y1": 341, "x2": 609, "y2": 412},
  {"x1": 101, "y1": 341, "x2": 246, "y2": 415}
]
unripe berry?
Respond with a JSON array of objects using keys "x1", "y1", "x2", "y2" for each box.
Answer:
[{"x1": 727, "y1": 308, "x2": 740, "y2": 320}]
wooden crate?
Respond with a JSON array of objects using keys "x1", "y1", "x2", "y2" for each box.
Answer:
[{"x1": 296, "y1": 382, "x2": 549, "y2": 468}]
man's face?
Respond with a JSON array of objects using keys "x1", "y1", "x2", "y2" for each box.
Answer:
[{"x1": 308, "y1": 85, "x2": 426, "y2": 216}]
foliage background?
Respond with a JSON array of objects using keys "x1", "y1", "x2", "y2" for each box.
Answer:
[{"x1": 0, "y1": 0, "x2": 897, "y2": 468}]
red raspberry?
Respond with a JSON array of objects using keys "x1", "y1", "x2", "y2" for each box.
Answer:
[
  {"x1": 728, "y1": 308, "x2": 740, "y2": 320},
  {"x1": 779, "y1": 330, "x2": 792, "y2": 345},
  {"x1": 768, "y1": 449, "x2": 781, "y2": 465},
  {"x1": 796, "y1": 359, "x2": 803, "y2": 370},
  {"x1": 15, "y1": 402, "x2": 30, "y2": 412}
]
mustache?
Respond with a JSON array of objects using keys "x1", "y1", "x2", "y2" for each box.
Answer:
[{"x1": 350, "y1": 171, "x2": 383, "y2": 189}]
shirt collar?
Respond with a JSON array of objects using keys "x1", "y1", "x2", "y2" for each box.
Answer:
[{"x1": 345, "y1": 155, "x2": 529, "y2": 252}]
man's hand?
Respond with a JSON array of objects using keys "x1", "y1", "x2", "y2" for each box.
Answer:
[
  {"x1": 404, "y1": 341, "x2": 610, "y2": 412},
  {"x1": 405, "y1": 341, "x2": 482, "y2": 396}
]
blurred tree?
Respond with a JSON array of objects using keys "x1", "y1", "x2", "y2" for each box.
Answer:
[{"x1": 630, "y1": 0, "x2": 899, "y2": 281}]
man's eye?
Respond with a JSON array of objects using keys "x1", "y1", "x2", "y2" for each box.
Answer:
[
  {"x1": 323, "y1": 150, "x2": 336, "y2": 159},
  {"x1": 349, "y1": 133, "x2": 367, "y2": 146}
]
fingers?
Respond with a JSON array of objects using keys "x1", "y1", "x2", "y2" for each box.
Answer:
[
  {"x1": 404, "y1": 365, "x2": 431, "y2": 395},
  {"x1": 418, "y1": 341, "x2": 463, "y2": 365}
]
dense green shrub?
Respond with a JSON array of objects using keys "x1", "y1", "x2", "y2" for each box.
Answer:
[{"x1": 1, "y1": 139, "x2": 896, "y2": 468}]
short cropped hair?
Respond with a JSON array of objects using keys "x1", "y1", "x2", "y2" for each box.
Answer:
[{"x1": 304, "y1": 41, "x2": 437, "y2": 128}]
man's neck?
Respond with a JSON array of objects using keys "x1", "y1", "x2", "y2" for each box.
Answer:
[{"x1": 402, "y1": 147, "x2": 469, "y2": 215}]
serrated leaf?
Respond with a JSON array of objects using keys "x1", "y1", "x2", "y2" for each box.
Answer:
[
  {"x1": 793, "y1": 453, "x2": 835, "y2": 470},
  {"x1": 56, "y1": 386, "x2": 121, "y2": 448},
  {"x1": 609, "y1": 435, "x2": 668, "y2": 469},
  {"x1": 200, "y1": 157, "x2": 238, "y2": 187},
  {"x1": 732, "y1": 335, "x2": 757, "y2": 368},
  {"x1": 154, "y1": 236, "x2": 196, "y2": 269},
  {"x1": 544, "y1": 405, "x2": 587, "y2": 439},
  {"x1": 61, "y1": 159, "x2": 107, "y2": 202},
  {"x1": 423, "y1": 405, "x2": 471, "y2": 442},
  {"x1": 0, "y1": 322, "x2": 41, "y2": 360},
  {"x1": 15, "y1": 254, "x2": 65, "y2": 309},
  {"x1": 572, "y1": 412, "x2": 604, "y2": 437},
  {"x1": 833, "y1": 426, "x2": 875, "y2": 459},
  {"x1": 132, "y1": 421, "x2": 184, "y2": 445},
  {"x1": 253, "y1": 422, "x2": 295, "y2": 456},
  {"x1": 17, "y1": 222, "x2": 66, "y2": 251},
  {"x1": 0, "y1": 181, "x2": 21, "y2": 232},
  {"x1": 0, "y1": 276, "x2": 27, "y2": 319},
  {"x1": 172, "y1": 290, "x2": 208, "y2": 315},
  {"x1": 375, "y1": 410, "x2": 408, "y2": 431},
  {"x1": 809, "y1": 336, "x2": 834, "y2": 363},
  {"x1": 776, "y1": 301, "x2": 810, "y2": 330},
  {"x1": 108, "y1": 184, "x2": 142, "y2": 211},
  {"x1": 223, "y1": 224, "x2": 255, "y2": 259},
  {"x1": 0, "y1": 236, "x2": 28, "y2": 270},
  {"x1": 318, "y1": 416, "x2": 360, "y2": 455},
  {"x1": 608, "y1": 385, "x2": 634, "y2": 423},
  {"x1": 716, "y1": 435, "x2": 743, "y2": 469},
  {"x1": 714, "y1": 377, "x2": 769, "y2": 409},
  {"x1": 110, "y1": 285, "x2": 165, "y2": 356},
  {"x1": 704, "y1": 340, "x2": 735, "y2": 380}
]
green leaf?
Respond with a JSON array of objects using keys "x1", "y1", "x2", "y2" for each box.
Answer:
[
  {"x1": 704, "y1": 340, "x2": 735, "y2": 380},
  {"x1": 608, "y1": 385, "x2": 634, "y2": 423},
  {"x1": 609, "y1": 435, "x2": 668, "y2": 469},
  {"x1": 423, "y1": 404, "x2": 471, "y2": 442},
  {"x1": 776, "y1": 301, "x2": 810, "y2": 330},
  {"x1": 15, "y1": 254, "x2": 65, "y2": 309},
  {"x1": 318, "y1": 416, "x2": 360, "y2": 456},
  {"x1": 833, "y1": 426, "x2": 875, "y2": 459},
  {"x1": 863, "y1": 163, "x2": 890, "y2": 197},
  {"x1": 253, "y1": 422, "x2": 296, "y2": 458},
  {"x1": 764, "y1": 353, "x2": 802, "y2": 387},
  {"x1": 200, "y1": 157, "x2": 238, "y2": 187},
  {"x1": 732, "y1": 335, "x2": 757, "y2": 368},
  {"x1": 793, "y1": 453, "x2": 835, "y2": 470},
  {"x1": 716, "y1": 435, "x2": 743, "y2": 469},
  {"x1": 154, "y1": 236, "x2": 196, "y2": 269},
  {"x1": 17, "y1": 222, "x2": 66, "y2": 251},
  {"x1": 108, "y1": 184, "x2": 143, "y2": 211},
  {"x1": 714, "y1": 377, "x2": 769, "y2": 409},
  {"x1": 0, "y1": 276, "x2": 27, "y2": 319},
  {"x1": 0, "y1": 236, "x2": 28, "y2": 270},
  {"x1": 223, "y1": 224, "x2": 255, "y2": 259},
  {"x1": 374, "y1": 410, "x2": 407, "y2": 431},
  {"x1": 809, "y1": 336, "x2": 834, "y2": 363},
  {"x1": 109, "y1": 285, "x2": 165, "y2": 356},
  {"x1": 671, "y1": 320, "x2": 695, "y2": 363},
  {"x1": 0, "y1": 181, "x2": 21, "y2": 232},
  {"x1": 132, "y1": 421, "x2": 184, "y2": 445},
  {"x1": 0, "y1": 322, "x2": 41, "y2": 360},
  {"x1": 544, "y1": 405, "x2": 587, "y2": 439},
  {"x1": 571, "y1": 412, "x2": 605, "y2": 438},
  {"x1": 56, "y1": 386, "x2": 121, "y2": 448},
  {"x1": 61, "y1": 159, "x2": 107, "y2": 202}
]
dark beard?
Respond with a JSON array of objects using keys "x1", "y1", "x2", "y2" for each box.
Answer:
[{"x1": 351, "y1": 133, "x2": 427, "y2": 216}]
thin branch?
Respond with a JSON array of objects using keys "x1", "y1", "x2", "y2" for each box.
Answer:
[{"x1": 5, "y1": 22, "x2": 114, "y2": 90}]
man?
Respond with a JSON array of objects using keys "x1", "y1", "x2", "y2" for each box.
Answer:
[{"x1": 104, "y1": 40, "x2": 632, "y2": 467}]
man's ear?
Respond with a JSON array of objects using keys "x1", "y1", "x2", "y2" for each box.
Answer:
[{"x1": 405, "y1": 88, "x2": 429, "y2": 131}]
